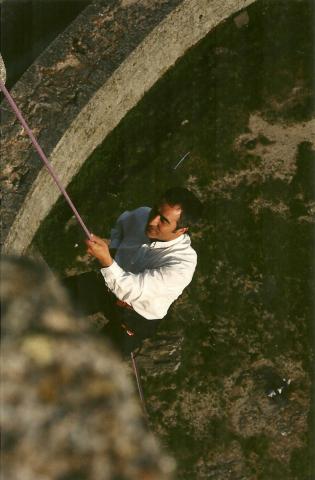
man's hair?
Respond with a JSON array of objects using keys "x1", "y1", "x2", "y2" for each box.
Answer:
[{"x1": 160, "y1": 187, "x2": 203, "y2": 229}]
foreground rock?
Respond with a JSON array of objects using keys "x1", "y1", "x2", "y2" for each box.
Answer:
[{"x1": 1, "y1": 256, "x2": 175, "y2": 480}]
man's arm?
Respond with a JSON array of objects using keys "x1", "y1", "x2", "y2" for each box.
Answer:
[
  {"x1": 109, "y1": 210, "x2": 130, "y2": 248},
  {"x1": 108, "y1": 210, "x2": 132, "y2": 259},
  {"x1": 86, "y1": 234, "x2": 196, "y2": 320},
  {"x1": 101, "y1": 261, "x2": 194, "y2": 320}
]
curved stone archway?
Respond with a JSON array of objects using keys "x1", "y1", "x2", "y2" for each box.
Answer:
[{"x1": 2, "y1": 0, "x2": 256, "y2": 254}]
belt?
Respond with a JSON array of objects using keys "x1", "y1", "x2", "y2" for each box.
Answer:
[{"x1": 116, "y1": 299, "x2": 133, "y2": 311}]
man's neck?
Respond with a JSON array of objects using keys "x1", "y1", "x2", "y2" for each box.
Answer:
[{"x1": 148, "y1": 233, "x2": 185, "y2": 243}]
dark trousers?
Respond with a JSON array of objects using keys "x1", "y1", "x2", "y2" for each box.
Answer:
[{"x1": 63, "y1": 271, "x2": 160, "y2": 356}]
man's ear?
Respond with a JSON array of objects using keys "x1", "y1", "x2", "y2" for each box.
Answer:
[{"x1": 177, "y1": 227, "x2": 188, "y2": 235}]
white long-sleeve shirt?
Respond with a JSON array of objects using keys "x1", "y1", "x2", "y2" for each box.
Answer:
[{"x1": 100, "y1": 207, "x2": 197, "y2": 320}]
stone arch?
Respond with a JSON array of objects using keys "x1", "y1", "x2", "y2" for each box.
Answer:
[{"x1": 2, "y1": 0, "x2": 256, "y2": 254}]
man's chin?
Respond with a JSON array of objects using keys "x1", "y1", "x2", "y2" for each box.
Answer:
[{"x1": 145, "y1": 229, "x2": 158, "y2": 240}]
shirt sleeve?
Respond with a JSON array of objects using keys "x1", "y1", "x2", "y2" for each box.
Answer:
[
  {"x1": 109, "y1": 211, "x2": 130, "y2": 249},
  {"x1": 100, "y1": 258, "x2": 196, "y2": 320}
]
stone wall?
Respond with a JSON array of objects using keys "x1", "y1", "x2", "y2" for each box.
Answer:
[{"x1": 1, "y1": 0, "x2": 256, "y2": 254}]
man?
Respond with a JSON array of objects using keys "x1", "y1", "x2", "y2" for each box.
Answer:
[{"x1": 67, "y1": 187, "x2": 202, "y2": 355}]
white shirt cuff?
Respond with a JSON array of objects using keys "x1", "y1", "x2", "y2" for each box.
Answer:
[{"x1": 100, "y1": 260, "x2": 124, "y2": 281}]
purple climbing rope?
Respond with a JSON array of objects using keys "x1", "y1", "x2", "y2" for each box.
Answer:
[{"x1": 0, "y1": 79, "x2": 91, "y2": 240}]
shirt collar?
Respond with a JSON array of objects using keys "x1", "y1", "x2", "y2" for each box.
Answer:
[{"x1": 148, "y1": 233, "x2": 190, "y2": 249}]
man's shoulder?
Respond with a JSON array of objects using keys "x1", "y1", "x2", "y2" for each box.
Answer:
[
  {"x1": 117, "y1": 206, "x2": 150, "y2": 224},
  {"x1": 167, "y1": 235, "x2": 197, "y2": 266},
  {"x1": 182, "y1": 239, "x2": 198, "y2": 264},
  {"x1": 132, "y1": 206, "x2": 151, "y2": 217},
  {"x1": 126, "y1": 206, "x2": 151, "y2": 225}
]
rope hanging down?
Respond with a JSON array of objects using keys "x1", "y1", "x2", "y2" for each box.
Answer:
[{"x1": 0, "y1": 77, "x2": 91, "y2": 240}]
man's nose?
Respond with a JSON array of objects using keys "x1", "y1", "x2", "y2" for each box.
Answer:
[{"x1": 149, "y1": 214, "x2": 160, "y2": 226}]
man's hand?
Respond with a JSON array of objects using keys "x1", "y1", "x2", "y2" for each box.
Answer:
[{"x1": 86, "y1": 234, "x2": 113, "y2": 267}]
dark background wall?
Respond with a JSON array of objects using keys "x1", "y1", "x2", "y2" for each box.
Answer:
[{"x1": 0, "y1": 0, "x2": 89, "y2": 88}]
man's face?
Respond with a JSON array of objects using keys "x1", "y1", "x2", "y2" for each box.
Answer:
[{"x1": 145, "y1": 202, "x2": 187, "y2": 242}]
